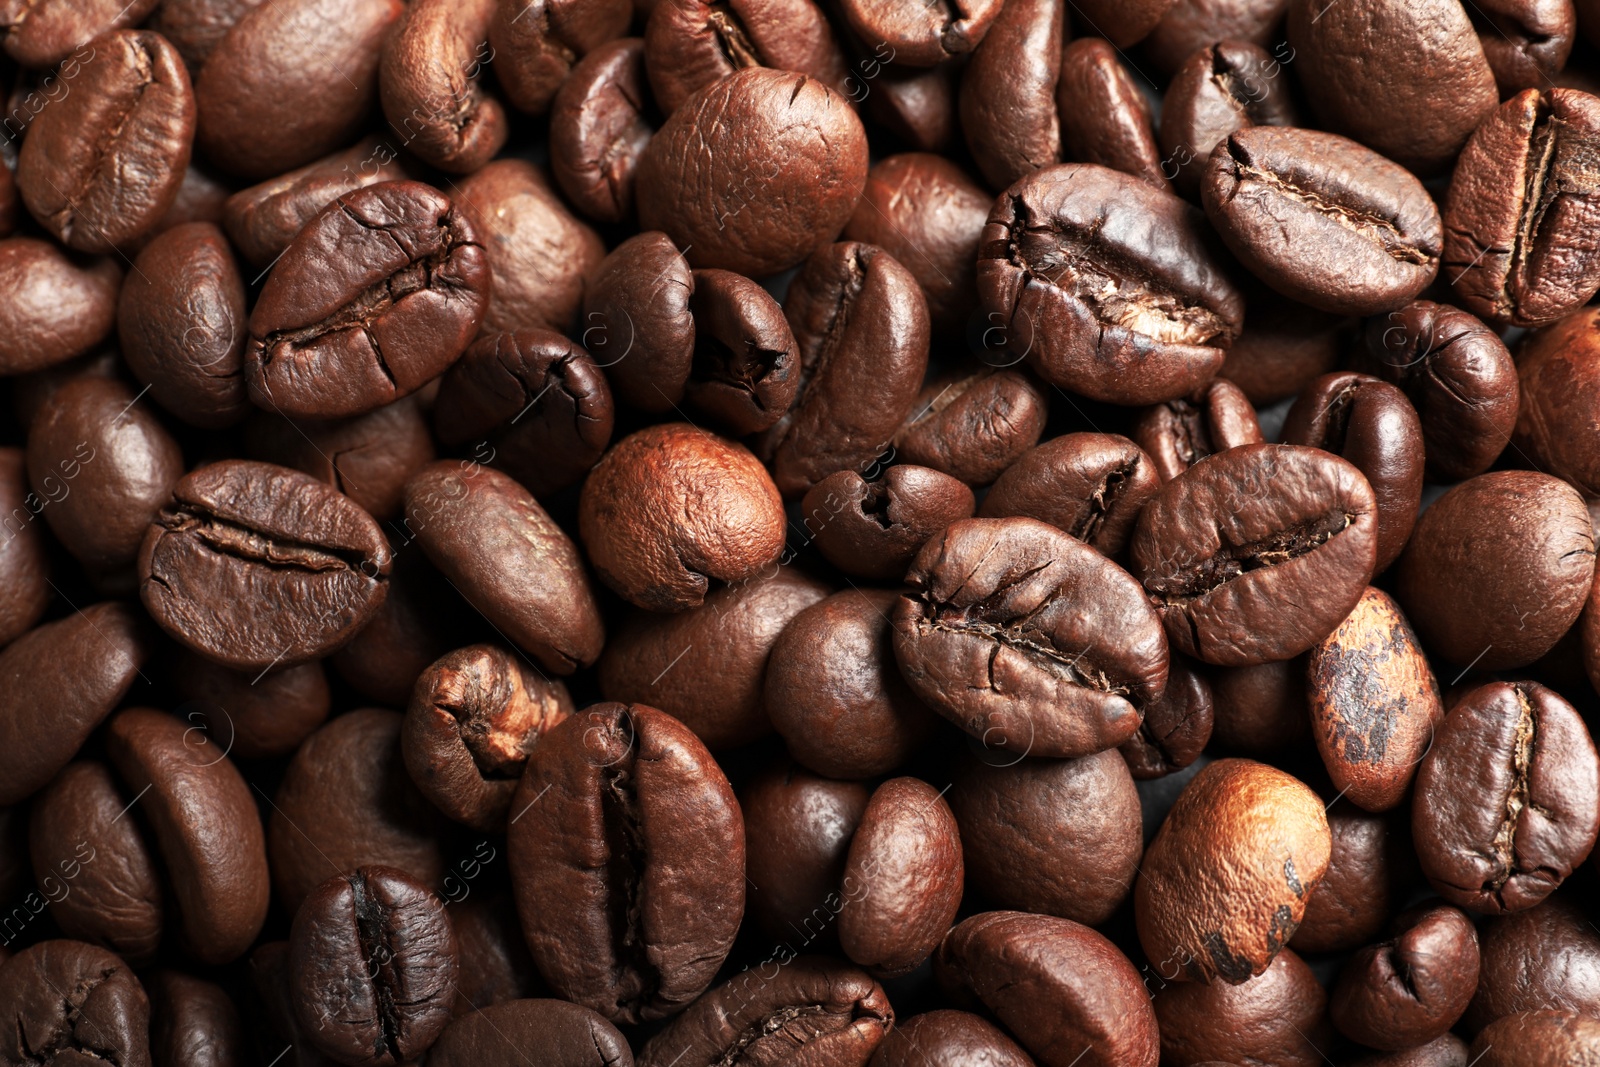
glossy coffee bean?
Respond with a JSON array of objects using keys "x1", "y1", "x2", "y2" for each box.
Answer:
[
  {"x1": 684, "y1": 268, "x2": 797, "y2": 434},
  {"x1": 1291, "y1": 805, "x2": 1395, "y2": 954},
  {"x1": 0, "y1": 448, "x2": 50, "y2": 646},
  {"x1": 893, "y1": 368, "x2": 1049, "y2": 487},
  {"x1": 149, "y1": 970, "x2": 246, "y2": 1067},
  {"x1": 1478, "y1": 0, "x2": 1575, "y2": 91},
  {"x1": 0, "y1": 940, "x2": 151, "y2": 1067},
  {"x1": 979, "y1": 432, "x2": 1161, "y2": 557},
  {"x1": 551, "y1": 38, "x2": 654, "y2": 225},
  {"x1": 870, "y1": 1010, "x2": 1033, "y2": 1067},
  {"x1": 1470, "y1": 1009, "x2": 1600, "y2": 1066},
  {"x1": 1210, "y1": 658, "x2": 1311, "y2": 755},
  {"x1": 893, "y1": 517, "x2": 1169, "y2": 759},
  {"x1": 802, "y1": 466, "x2": 975, "y2": 582},
  {"x1": 1143, "y1": 1, "x2": 1293, "y2": 75},
  {"x1": 1132, "y1": 377, "x2": 1263, "y2": 483},
  {"x1": 1055, "y1": 37, "x2": 1167, "y2": 191},
  {"x1": 431, "y1": 998, "x2": 633, "y2": 1067},
  {"x1": 490, "y1": 0, "x2": 631, "y2": 116},
  {"x1": 581, "y1": 231, "x2": 693, "y2": 411},
  {"x1": 328, "y1": 550, "x2": 464, "y2": 708},
  {"x1": 1513, "y1": 306, "x2": 1600, "y2": 498},
  {"x1": 1130, "y1": 443, "x2": 1379, "y2": 667},
  {"x1": 290, "y1": 866, "x2": 457, "y2": 1067},
  {"x1": 150, "y1": 0, "x2": 265, "y2": 70},
  {"x1": 645, "y1": 0, "x2": 849, "y2": 115},
  {"x1": 171, "y1": 647, "x2": 330, "y2": 759},
  {"x1": 1466, "y1": 894, "x2": 1600, "y2": 1030},
  {"x1": 1330, "y1": 903, "x2": 1479, "y2": 1049},
  {"x1": 1412, "y1": 681, "x2": 1600, "y2": 914},
  {"x1": 379, "y1": 0, "x2": 506, "y2": 174},
  {"x1": 1218, "y1": 284, "x2": 1345, "y2": 405},
  {"x1": 1349, "y1": 1035, "x2": 1471, "y2": 1067},
  {"x1": 508, "y1": 704, "x2": 745, "y2": 1023},
  {"x1": 0, "y1": 0, "x2": 159, "y2": 66},
  {"x1": 0, "y1": 237, "x2": 120, "y2": 375},
  {"x1": 1137, "y1": 758, "x2": 1331, "y2": 983},
  {"x1": 957, "y1": 0, "x2": 1061, "y2": 191},
  {"x1": 1159, "y1": 40, "x2": 1299, "y2": 198},
  {"x1": 863, "y1": 59, "x2": 963, "y2": 154},
  {"x1": 1153, "y1": 947, "x2": 1331, "y2": 1067},
  {"x1": 839, "y1": 0, "x2": 1001, "y2": 67},
  {"x1": 1119, "y1": 654, "x2": 1214, "y2": 779},
  {"x1": 741, "y1": 760, "x2": 868, "y2": 944}
]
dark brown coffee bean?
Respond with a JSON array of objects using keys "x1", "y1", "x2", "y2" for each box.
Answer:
[
  {"x1": 1395, "y1": 471, "x2": 1595, "y2": 670},
  {"x1": 0, "y1": 0, "x2": 163, "y2": 65},
  {"x1": 980, "y1": 433, "x2": 1160, "y2": 557},
  {"x1": 1202, "y1": 126, "x2": 1442, "y2": 316},
  {"x1": 1210, "y1": 656, "x2": 1314, "y2": 756},
  {"x1": 1136, "y1": 758, "x2": 1331, "y2": 983},
  {"x1": 1413, "y1": 681, "x2": 1600, "y2": 914},
  {"x1": 957, "y1": 0, "x2": 1061, "y2": 190},
  {"x1": 1470, "y1": 1009, "x2": 1600, "y2": 1066},
  {"x1": 869, "y1": 1010, "x2": 1033, "y2": 1067},
  {"x1": 431, "y1": 998, "x2": 633, "y2": 1067},
  {"x1": 1290, "y1": 805, "x2": 1396, "y2": 954},
  {"x1": 1144, "y1": 0, "x2": 1291, "y2": 75},
  {"x1": 490, "y1": 0, "x2": 631, "y2": 116},
  {"x1": 839, "y1": 0, "x2": 1001, "y2": 67},
  {"x1": 1132, "y1": 378, "x2": 1263, "y2": 482},
  {"x1": 1159, "y1": 40, "x2": 1300, "y2": 198},
  {"x1": 380, "y1": 0, "x2": 506, "y2": 173},
  {"x1": 0, "y1": 940, "x2": 151, "y2": 1067},
  {"x1": 328, "y1": 550, "x2": 466, "y2": 709},
  {"x1": 978, "y1": 163, "x2": 1245, "y2": 405},
  {"x1": 1056, "y1": 37, "x2": 1168, "y2": 191},
  {"x1": 802, "y1": 465, "x2": 975, "y2": 582},
  {"x1": 1075, "y1": 0, "x2": 1177, "y2": 46},
  {"x1": 0, "y1": 447, "x2": 51, "y2": 647},
  {"x1": 581, "y1": 231, "x2": 694, "y2": 411},
  {"x1": 1219, "y1": 284, "x2": 1345, "y2": 405},
  {"x1": 864, "y1": 58, "x2": 962, "y2": 153},
  {"x1": 290, "y1": 866, "x2": 457, "y2": 1067},
  {"x1": 148, "y1": 970, "x2": 246, "y2": 1067},
  {"x1": 508, "y1": 703, "x2": 745, "y2": 1023},
  {"x1": 431, "y1": 330, "x2": 614, "y2": 498},
  {"x1": 246, "y1": 181, "x2": 489, "y2": 420},
  {"x1": 893, "y1": 368, "x2": 1049, "y2": 487},
  {"x1": 1119, "y1": 654, "x2": 1213, "y2": 779},
  {"x1": 551, "y1": 37, "x2": 655, "y2": 224},
  {"x1": 149, "y1": 0, "x2": 264, "y2": 69},
  {"x1": 1330, "y1": 903, "x2": 1480, "y2": 1050},
  {"x1": 248, "y1": 940, "x2": 341, "y2": 1067},
  {"x1": 171, "y1": 647, "x2": 330, "y2": 759},
  {"x1": 1153, "y1": 947, "x2": 1332, "y2": 1067},
  {"x1": 1349, "y1": 1036, "x2": 1470, "y2": 1067},
  {"x1": 446, "y1": 891, "x2": 543, "y2": 1014},
  {"x1": 402, "y1": 643, "x2": 572, "y2": 832},
  {"x1": 0, "y1": 237, "x2": 120, "y2": 375},
  {"x1": 685, "y1": 268, "x2": 797, "y2": 434},
  {"x1": 1481, "y1": 0, "x2": 1576, "y2": 91},
  {"x1": 1466, "y1": 894, "x2": 1600, "y2": 1031},
  {"x1": 1515, "y1": 307, "x2": 1600, "y2": 499}
]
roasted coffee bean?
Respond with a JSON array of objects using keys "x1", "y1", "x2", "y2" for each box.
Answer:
[
  {"x1": 864, "y1": 59, "x2": 962, "y2": 153},
  {"x1": 1358, "y1": 298, "x2": 1518, "y2": 481},
  {"x1": 379, "y1": 0, "x2": 506, "y2": 174},
  {"x1": 1349, "y1": 1035, "x2": 1470, "y2": 1067},
  {"x1": 196, "y1": 0, "x2": 402, "y2": 179},
  {"x1": 1514, "y1": 307, "x2": 1600, "y2": 497},
  {"x1": 1330, "y1": 903, "x2": 1479, "y2": 1049},
  {"x1": 951, "y1": 748, "x2": 1141, "y2": 924},
  {"x1": 1202, "y1": 126, "x2": 1442, "y2": 316},
  {"x1": 0, "y1": 448, "x2": 49, "y2": 647},
  {"x1": 328, "y1": 550, "x2": 466, "y2": 708},
  {"x1": 1130, "y1": 443, "x2": 1379, "y2": 667},
  {"x1": 1056, "y1": 37, "x2": 1167, "y2": 191},
  {"x1": 490, "y1": 0, "x2": 632, "y2": 116},
  {"x1": 582, "y1": 231, "x2": 694, "y2": 412},
  {"x1": 402, "y1": 643, "x2": 572, "y2": 832},
  {"x1": 801, "y1": 466, "x2": 976, "y2": 582},
  {"x1": 644, "y1": 0, "x2": 849, "y2": 115},
  {"x1": 838, "y1": 0, "x2": 1001, "y2": 67},
  {"x1": 1291, "y1": 805, "x2": 1396, "y2": 954},
  {"x1": 1144, "y1": 0, "x2": 1295, "y2": 75},
  {"x1": 935, "y1": 911, "x2": 1159, "y2": 1067},
  {"x1": 741, "y1": 760, "x2": 869, "y2": 944},
  {"x1": 245, "y1": 181, "x2": 489, "y2": 420},
  {"x1": 508, "y1": 703, "x2": 745, "y2": 1023},
  {"x1": 1132, "y1": 378, "x2": 1263, "y2": 482},
  {"x1": 579, "y1": 423, "x2": 785, "y2": 611},
  {"x1": 1470, "y1": 1009, "x2": 1600, "y2": 1066},
  {"x1": 447, "y1": 892, "x2": 543, "y2": 1014},
  {"x1": 431, "y1": 999, "x2": 633, "y2": 1067},
  {"x1": 1119, "y1": 654, "x2": 1213, "y2": 779},
  {"x1": 637, "y1": 68, "x2": 869, "y2": 277},
  {"x1": 1287, "y1": 0, "x2": 1498, "y2": 175},
  {"x1": 893, "y1": 368, "x2": 1049, "y2": 487},
  {"x1": 1444, "y1": 88, "x2": 1600, "y2": 327},
  {"x1": 1210, "y1": 656, "x2": 1314, "y2": 756},
  {"x1": 957, "y1": 0, "x2": 1061, "y2": 190},
  {"x1": 171, "y1": 647, "x2": 330, "y2": 759},
  {"x1": 0, "y1": 0, "x2": 159, "y2": 66},
  {"x1": 1220, "y1": 285, "x2": 1345, "y2": 405},
  {"x1": 894, "y1": 517, "x2": 1169, "y2": 759},
  {"x1": 1153, "y1": 947, "x2": 1332, "y2": 1067},
  {"x1": 1476, "y1": 0, "x2": 1575, "y2": 91},
  {"x1": 1466, "y1": 894, "x2": 1600, "y2": 1030},
  {"x1": 431, "y1": 330, "x2": 614, "y2": 498},
  {"x1": 148, "y1": 970, "x2": 247, "y2": 1067},
  {"x1": 1136, "y1": 758, "x2": 1331, "y2": 983},
  {"x1": 248, "y1": 940, "x2": 340, "y2": 1067},
  {"x1": 0, "y1": 603, "x2": 149, "y2": 806},
  {"x1": 1159, "y1": 40, "x2": 1299, "y2": 198},
  {"x1": 0, "y1": 940, "x2": 151, "y2": 1067},
  {"x1": 1412, "y1": 681, "x2": 1600, "y2": 914},
  {"x1": 145, "y1": 162, "x2": 229, "y2": 238},
  {"x1": 1395, "y1": 471, "x2": 1595, "y2": 670},
  {"x1": 978, "y1": 163, "x2": 1244, "y2": 405},
  {"x1": 150, "y1": 0, "x2": 266, "y2": 70},
  {"x1": 684, "y1": 268, "x2": 797, "y2": 434},
  {"x1": 1075, "y1": 0, "x2": 1177, "y2": 46},
  {"x1": 870, "y1": 1010, "x2": 1034, "y2": 1067},
  {"x1": 290, "y1": 866, "x2": 457, "y2": 1067},
  {"x1": 759, "y1": 241, "x2": 929, "y2": 498},
  {"x1": 0, "y1": 237, "x2": 120, "y2": 375},
  {"x1": 979, "y1": 432, "x2": 1160, "y2": 556},
  {"x1": 551, "y1": 37, "x2": 655, "y2": 224}
]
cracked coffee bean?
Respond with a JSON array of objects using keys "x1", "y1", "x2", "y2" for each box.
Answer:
[
  {"x1": 431, "y1": 998, "x2": 634, "y2": 1067},
  {"x1": 0, "y1": 940, "x2": 151, "y2": 1067},
  {"x1": 684, "y1": 268, "x2": 797, "y2": 434},
  {"x1": 551, "y1": 37, "x2": 656, "y2": 224},
  {"x1": 1513, "y1": 306, "x2": 1600, "y2": 498},
  {"x1": 801, "y1": 465, "x2": 976, "y2": 583},
  {"x1": 1131, "y1": 377, "x2": 1263, "y2": 483},
  {"x1": 644, "y1": 0, "x2": 849, "y2": 115},
  {"x1": 1153, "y1": 947, "x2": 1333, "y2": 1067},
  {"x1": 979, "y1": 432, "x2": 1162, "y2": 557},
  {"x1": 892, "y1": 367, "x2": 1049, "y2": 488},
  {"x1": 1330, "y1": 903, "x2": 1480, "y2": 1050},
  {"x1": 490, "y1": 0, "x2": 631, "y2": 116},
  {"x1": 1466, "y1": 894, "x2": 1600, "y2": 1029},
  {"x1": 1118, "y1": 653, "x2": 1213, "y2": 780},
  {"x1": 1159, "y1": 40, "x2": 1300, "y2": 198}
]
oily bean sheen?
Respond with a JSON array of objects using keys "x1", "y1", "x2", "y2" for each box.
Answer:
[
  {"x1": 870, "y1": 1011, "x2": 1034, "y2": 1067},
  {"x1": 551, "y1": 38, "x2": 655, "y2": 224},
  {"x1": 140, "y1": 460, "x2": 392, "y2": 671},
  {"x1": 245, "y1": 181, "x2": 490, "y2": 421},
  {"x1": 1471, "y1": 1010, "x2": 1600, "y2": 1066},
  {"x1": 801, "y1": 466, "x2": 976, "y2": 582},
  {"x1": 290, "y1": 866, "x2": 458, "y2": 1067},
  {"x1": 1159, "y1": 41, "x2": 1300, "y2": 198},
  {"x1": 893, "y1": 368, "x2": 1049, "y2": 487},
  {"x1": 508, "y1": 704, "x2": 745, "y2": 1024},
  {"x1": 685, "y1": 268, "x2": 797, "y2": 434},
  {"x1": 0, "y1": 941, "x2": 151, "y2": 1067},
  {"x1": 1444, "y1": 89, "x2": 1600, "y2": 327},
  {"x1": 379, "y1": 0, "x2": 506, "y2": 174},
  {"x1": 839, "y1": 0, "x2": 1001, "y2": 67},
  {"x1": 1330, "y1": 904, "x2": 1480, "y2": 1050},
  {"x1": 1514, "y1": 307, "x2": 1600, "y2": 497},
  {"x1": 977, "y1": 163, "x2": 1245, "y2": 406},
  {"x1": 893, "y1": 517, "x2": 1169, "y2": 760},
  {"x1": 1119, "y1": 654, "x2": 1214, "y2": 779},
  {"x1": 1136, "y1": 758, "x2": 1332, "y2": 983},
  {"x1": 1413, "y1": 681, "x2": 1600, "y2": 914},
  {"x1": 490, "y1": 0, "x2": 632, "y2": 116},
  {"x1": 1153, "y1": 948, "x2": 1332, "y2": 1067},
  {"x1": 741, "y1": 760, "x2": 868, "y2": 944},
  {"x1": 638, "y1": 957, "x2": 892, "y2": 1067},
  {"x1": 980, "y1": 432, "x2": 1161, "y2": 556},
  {"x1": 958, "y1": 0, "x2": 1061, "y2": 191},
  {"x1": 0, "y1": 238, "x2": 120, "y2": 375},
  {"x1": 1478, "y1": 0, "x2": 1575, "y2": 92},
  {"x1": 582, "y1": 231, "x2": 695, "y2": 411},
  {"x1": 0, "y1": 449, "x2": 49, "y2": 646},
  {"x1": 1055, "y1": 37, "x2": 1168, "y2": 191},
  {"x1": 0, "y1": 0, "x2": 159, "y2": 67},
  {"x1": 1130, "y1": 443, "x2": 1379, "y2": 667},
  {"x1": 431, "y1": 999, "x2": 633, "y2": 1067},
  {"x1": 150, "y1": 0, "x2": 266, "y2": 70},
  {"x1": 1202, "y1": 126, "x2": 1443, "y2": 316},
  {"x1": 1132, "y1": 378, "x2": 1263, "y2": 483},
  {"x1": 17, "y1": 30, "x2": 193, "y2": 254},
  {"x1": 1466, "y1": 895, "x2": 1600, "y2": 1029}
]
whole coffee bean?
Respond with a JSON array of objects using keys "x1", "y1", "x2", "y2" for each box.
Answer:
[
  {"x1": 759, "y1": 241, "x2": 929, "y2": 497},
  {"x1": 379, "y1": 0, "x2": 506, "y2": 174},
  {"x1": 894, "y1": 517, "x2": 1169, "y2": 759},
  {"x1": 1413, "y1": 681, "x2": 1600, "y2": 914},
  {"x1": 1119, "y1": 654, "x2": 1214, "y2": 779},
  {"x1": 1291, "y1": 805, "x2": 1395, "y2": 954},
  {"x1": 406, "y1": 461, "x2": 604, "y2": 671},
  {"x1": 270, "y1": 709, "x2": 446, "y2": 915},
  {"x1": 951, "y1": 747, "x2": 1141, "y2": 924},
  {"x1": 0, "y1": 237, "x2": 120, "y2": 375},
  {"x1": 578, "y1": 424, "x2": 785, "y2": 611},
  {"x1": 1202, "y1": 126, "x2": 1442, "y2": 316},
  {"x1": 0, "y1": 940, "x2": 151, "y2": 1067},
  {"x1": 1350, "y1": 1036, "x2": 1470, "y2": 1067},
  {"x1": 582, "y1": 231, "x2": 694, "y2": 411},
  {"x1": 1444, "y1": 89, "x2": 1600, "y2": 327},
  {"x1": 145, "y1": 161, "x2": 230, "y2": 239},
  {"x1": 1153, "y1": 947, "x2": 1332, "y2": 1067},
  {"x1": 637, "y1": 68, "x2": 868, "y2": 276},
  {"x1": 980, "y1": 433, "x2": 1161, "y2": 557},
  {"x1": 870, "y1": 1010, "x2": 1034, "y2": 1067},
  {"x1": 431, "y1": 330, "x2": 613, "y2": 498},
  {"x1": 493, "y1": 0, "x2": 632, "y2": 114},
  {"x1": 1056, "y1": 37, "x2": 1168, "y2": 191},
  {"x1": 245, "y1": 181, "x2": 489, "y2": 420},
  {"x1": 935, "y1": 911, "x2": 1159, "y2": 1067},
  {"x1": 456, "y1": 159, "x2": 606, "y2": 335},
  {"x1": 684, "y1": 268, "x2": 797, "y2": 434},
  {"x1": 196, "y1": 0, "x2": 402, "y2": 179},
  {"x1": 1132, "y1": 378, "x2": 1263, "y2": 482},
  {"x1": 1220, "y1": 285, "x2": 1345, "y2": 405},
  {"x1": 221, "y1": 137, "x2": 409, "y2": 269},
  {"x1": 551, "y1": 37, "x2": 655, "y2": 224},
  {"x1": 149, "y1": 970, "x2": 246, "y2": 1067},
  {"x1": 1131, "y1": 443, "x2": 1379, "y2": 666},
  {"x1": 0, "y1": 0, "x2": 160, "y2": 66},
  {"x1": 508, "y1": 703, "x2": 745, "y2": 1023},
  {"x1": 741, "y1": 760, "x2": 868, "y2": 944},
  {"x1": 1359, "y1": 298, "x2": 1517, "y2": 481},
  {"x1": 802, "y1": 465, "x2": 976, "y2": 582},
  {"x1": 0, "y1": 447, "x2": 50, "y2": 646},
  {"x1": 893, "y1": 368, "x2": 1049, "y2": 487},
  {"x1": 1137, "y1": 758, "x2": 1331, "y2": 983},
  {"x1": 402, "y1": 643, "x2": 572, "y2": 832},
  {"x1": 1330, "y1": 903, "x2": 1480, "y2": 1049},
  {"x1": 862, "y1": 57, "x2": 962, "y2": 153},
  {"x1": 1210, "y1": 656, "x2": 1314, "y2": 755},
  {"x1": 248, "y1": 940, "x2": 341, "y2": 1067},
  {"x1": 329, "y1": 550, "x2": 467, "y2": 708},
  {"x1": 172, "y1": 647, "x2": 330, "y2": 759},
  {"x1": 1470, "y1": 1009, "x2": 1600, "y2": 1066},
  {"x1": 977, "y1": 163, "x2": 1244, "y2": 405},
  {"x1": 1287, "y1": 0, "x2": 1497, "y2": 174},
  {"x1": 957, "y1": 0, "x2": 1061, "y2": 190},
  {"x1": 1306, "y1": 587, "x2": 1442, "y2": 812},
  {"x1": 1516, "y1": 307, "x2": 1600, "y2": 499},
  {"x1": 838, "y1": 0, "x2": 1001, "y2": 67},
  {"x1": 1466, "y1": 894, "x2": 1600, "y2": 1030},
  {"x1": 1159, "y1": 40, "x2": 1299, "y2": 198},
  {"x1": 431, "y1": 999, "x2": 633, "y2": 1067},
  {"x1": 118, "y1": 222, "x2": 249, "y2": 429},
  {"x1": 150, "y1": 0, "x2": 266, "y2": 69},
  {"x1": 290, "y1": 866, "x2": 457, "y2": 1067},
  {"x1": 447, "y1": 891, "x2": 543, "y2": 1014},
  {"x1": 0, "y1": 603, "x2": 149, "y2": 806},
  {"x1": 1075, "y1": 0, "x2": 1177, "y2": 46},
  {"x1": 647, "y1": 0, "x2": 852, "y2": 114},
  {"x1": 1478, "y1": 0, "x2": 1575, "y2": 91},
  {"x1": 1395, "y1": 471, "x2": 1594, "y2": 670},
  {"x1": 1144, "y1": 0, "x2": 1295, "y2": 75},
  {"x1": 140, "y1": 460, "x2": 392, "y2": 671}
]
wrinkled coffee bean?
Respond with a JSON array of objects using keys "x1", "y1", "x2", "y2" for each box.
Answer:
[
  {"x1": 684, "y1": 268, "x2": 797, "y2": 434},
  {"x1": 1466, "y1": 894, "x2": 1600, "y2": 1030},
  {"x1": 431, "y1": 998, "x2": 633, "y2": 1067},
  {"x1": 0, "y1": 940, "x2": 151, "y2": 1067},
  {"x1": 551, "y1": 38, "x2": 655, "y2": 224},
  {"x1": 980, "y1": 432, "x2": 1161, "y2": 556},
  {"x1": 1055, "y1": 37, "x2": 1167, "y2": 191},
  {"x1": 490, "y1": 0, "x2": 632, "y2": 116},
  {"x1": 1330, "y1": 903, "x2": 1480, "y2": 1050},
  {"x1": 1159, "y1": 40, "x2": 1300, "y2": 198},
  {"x1": 644, "y1": 0, "x2": 849, "y2": 115},
  {"x1": 893, "y1": 368, "x2": 1048, "y2": 487},
  {"x1": 379, "y1": 0, "x2": 506, "y2": 174},
  {"x1": 1132, "y1": 377, "x2": 1263, "y2": 482},
  {"x1": 1119, "y1": 654, "x2": 1213, "y2": 779},
  {"x1": 801, "y1": 465, "x2": 976, "y2": 582}
]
